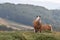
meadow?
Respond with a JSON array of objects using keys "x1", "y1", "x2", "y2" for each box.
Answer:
[{"x1": 0, "y1": 31, "x2": 60, "y2": 40}]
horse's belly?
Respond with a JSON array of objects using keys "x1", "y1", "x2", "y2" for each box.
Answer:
[{"x1": 42, "y1": 25, "x2": 51, "y2": 30}]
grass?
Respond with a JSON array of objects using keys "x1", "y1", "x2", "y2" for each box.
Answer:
[{"x1": 0, "y1": 31, "x2": 60, "y2": 40}]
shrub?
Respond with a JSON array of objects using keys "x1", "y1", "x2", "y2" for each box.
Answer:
[
  {"x1": 0, "y1": 31, "x2": 26, "y2": 40},
  {"x1": 35, "y1": 34, "x2": 57, "y2": 40}
]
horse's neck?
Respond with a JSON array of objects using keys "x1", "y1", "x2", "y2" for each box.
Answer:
[
  {"x1": 39, "y1": 20, "x2": 42, "y2": 23},
  {"x1": 35, "y1": 19, "x2": 42, "y2": 23}
]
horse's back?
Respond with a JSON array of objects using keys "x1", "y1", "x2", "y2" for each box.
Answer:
[{"x1": 41, "y1": 24, "x2": 52, "y2": 30}]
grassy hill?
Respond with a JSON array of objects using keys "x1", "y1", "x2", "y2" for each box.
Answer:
[{"x1": 0, "y1": 31, "x2": 60, "y2": 40}]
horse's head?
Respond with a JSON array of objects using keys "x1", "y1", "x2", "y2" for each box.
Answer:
[
  {"x1": 36, "y1": 16, "x2": 41, "y2": 23},
  {"x1": 36, "y1": 16, "x2": 41, "y2": 21}
]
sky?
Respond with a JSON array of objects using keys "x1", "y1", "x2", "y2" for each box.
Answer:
[{"x1": 0, "y1": 0, "x2": 60, "y2": 9}]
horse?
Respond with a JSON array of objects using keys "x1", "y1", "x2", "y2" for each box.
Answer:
[{"x1": 33, "y1": 16, "x2": 53, "y2": 33}]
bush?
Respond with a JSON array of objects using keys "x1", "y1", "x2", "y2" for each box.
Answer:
[
  {"x1": 22, "y1": 32, "x2": 57, "y2": 40},
  {"x1": 35, "y1": 34, "x2": 57, "y2": 40},
  {"x1": 0, "y1": 31, "x2": 26, "y2": 40},
  {"x1": 0, "y1": 31, "x2": 59, "y2": 40}
]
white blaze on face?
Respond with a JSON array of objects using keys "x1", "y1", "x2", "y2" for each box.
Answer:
[
  {"x1": 36, "y1": 16, "x2": 40, "y2": 21},
  {"x1": 36, "y1": 16, "x2": 41, "y2": 23}
]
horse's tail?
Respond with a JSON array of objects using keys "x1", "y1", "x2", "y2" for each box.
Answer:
[{"x1": 49, "y1": 25, "x2": 53, "y2": 32}]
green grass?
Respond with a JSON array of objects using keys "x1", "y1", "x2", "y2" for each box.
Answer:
[{"x1": 0, "y1": 31, "x2": 59, "y2": 40}]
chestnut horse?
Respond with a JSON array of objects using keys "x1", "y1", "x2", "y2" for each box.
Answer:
[{"x1": 33, "y1": 16, "x2": 53, "y2": 33}]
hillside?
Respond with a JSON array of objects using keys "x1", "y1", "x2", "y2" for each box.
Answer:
[
  {"x1": 0, "y1": 31, "x2": 60, "y2": 40},
  {"x1": 0, "y1": 18, "x2": 33, "y2": 31},
  {"x1": 0, "y1": 3, "x2": 60, "y2": 31}
]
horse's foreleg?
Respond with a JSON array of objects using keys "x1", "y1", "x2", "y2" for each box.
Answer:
[
  {"x1": 35, "y1": 29, "x2": 38, "y2": 33},
  {"x1": 34, "y1": 28, "x2": 38, "y2": 33},
  {"x1": 39, "y1": 29, "x2": 41, "y2": 33},
  {"x1": 39, "y1": 26, "x2": 42, "y2": 33}
]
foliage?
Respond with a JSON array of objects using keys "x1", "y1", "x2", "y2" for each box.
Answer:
[
  {"x1": 0, "y1": 31, "x2": 26, "y2": 40},
  {"x1": 0, "y1": 31, "x2": 59, "y2": 40}
]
